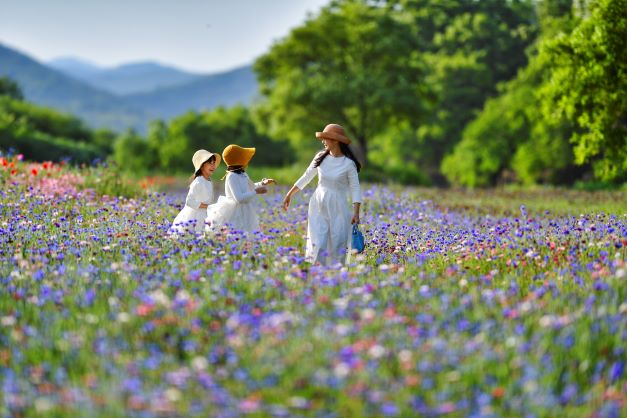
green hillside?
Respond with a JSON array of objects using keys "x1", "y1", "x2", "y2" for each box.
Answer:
[{"x1": 0, "y1": 43, "x2": 150, "y2": 132}]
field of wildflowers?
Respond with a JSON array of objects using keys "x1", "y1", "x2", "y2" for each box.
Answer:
[{"x1": 1, "y1": 156, "x2": 625, "y2": 417}]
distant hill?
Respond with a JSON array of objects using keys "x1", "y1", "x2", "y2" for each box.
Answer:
[
  {"x1": 0, "y1": 44, "x2": 150, "y2": 132},
  {"x1": 124, "y1": 65, "x2": 258, "y2": 119},
  {"x1": 48, "y1": 57, "x2": 103, "y2": 79},
  {"x1": 0, "y1": 43, "x2": 259, "y2": 132},
  {"x1": 49, "y1": 58, "x2": 203, "y2": 95}
]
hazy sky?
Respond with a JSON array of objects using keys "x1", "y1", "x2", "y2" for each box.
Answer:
[{"x1": 0, "y1": 0, "x2": 330, "y2": 73}]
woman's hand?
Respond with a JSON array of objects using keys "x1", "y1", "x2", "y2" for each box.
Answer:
[
  {"x1": 282, "y1": 186, "x2": 300, "y2": 211},
  {"x1": 282, "y1": 194, "x2": 291, "y2": 211},
  {"x1": 351, "y1": 202, "x2": 361, "y2": 224},
  {"x1": 255, "y1": 186, "x2": 268, "y2": 195}
]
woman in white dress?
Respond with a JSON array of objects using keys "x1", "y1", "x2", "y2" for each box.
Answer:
[
  {"x1": 205, "y1": 144, "x2": 274, "y2": 233},
  {"x1": 170, "y1": 149, "x2": 220, "y2": 234},
  {"x1": 282, "y1": 124, "x2": 362, "y2": 266}
]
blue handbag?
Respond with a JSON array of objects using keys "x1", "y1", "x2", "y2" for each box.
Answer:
[{"x1": 351, "y1": 224, "x2": 365, "y2": 253}]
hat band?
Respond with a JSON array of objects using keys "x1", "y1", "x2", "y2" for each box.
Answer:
[{"x1": 316, "y1": 131, "x2": 350, "y2": 144}]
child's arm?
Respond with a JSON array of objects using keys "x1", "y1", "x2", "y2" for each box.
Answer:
[
  {"x1": 185, "y1": 180, "x2": 207, "y2": 209},
  {"x1": 229, "y1": 174, "x2": 263, "y2": 203}
]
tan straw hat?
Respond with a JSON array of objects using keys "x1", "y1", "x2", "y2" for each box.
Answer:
[
  {"x1": 315, "y1": 124, "x2": 351, "y2": 145},
  {"x1": 192, "y1": 149, "x2": 221, "y2": 173},
  {"x1": 222, "y1": 144, "x2": 256, "y2": 167}
]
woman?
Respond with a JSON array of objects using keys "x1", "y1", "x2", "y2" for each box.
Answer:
[
  {"x1": 205, "y1": 144, "x2": 274, "y2": 233},
  {"x1": 170, "y1": 149, "x2": 220, "y2": 234},
  {"x1": 282, "y1": 124, "x2": 362, "y2": 266}
]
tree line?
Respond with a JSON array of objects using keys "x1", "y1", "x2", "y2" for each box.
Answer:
[{"x1": 1, "y1": 0, "x2": 625, "y2": 186}]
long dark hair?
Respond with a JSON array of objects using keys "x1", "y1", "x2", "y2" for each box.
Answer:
[{"x1": 313, "y1": 142, "x2": 361, "y2": 172}]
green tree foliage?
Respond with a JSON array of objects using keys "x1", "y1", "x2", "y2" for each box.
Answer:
[
  {"x1": 442, "y1": 54, "x2": 579, "y2": 186},
  {"x1": 398, "y1": 0, "x2": 537, "y2": 182},
  {"x1": 0, "y1": 79, "x2": 114, "y2": 163},
  {"x1": 254, "y1": 0, "x2": 428, "y2": 165},
  {"x1": 444, "y1": 0, "x2": 625, "y2": 186},
  {"x1": 112, "y1": 129, "x2": 149, "y2": 173},
  {"x1": 113, "y1": 106, "x2": 293, "y2": 174},
  {"x1": 539, "y1": 0, "x2": 627, "y2": 181},
  {"x1": 0, "y1": 76, "x2": 23, "y2": 100}
]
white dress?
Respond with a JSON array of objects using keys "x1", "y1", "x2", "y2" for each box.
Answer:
[
  {"x1": 205, "y1": 172, "x2": 262, "y2": 233},
  {"x1": 295, "y1": 153, "x2": 362, "y2": 265},
  {"x1": 170, "y1": 177, "x2": 214, "y2": 234}
]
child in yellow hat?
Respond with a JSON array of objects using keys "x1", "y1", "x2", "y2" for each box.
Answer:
[{"x1": 205, "y1": 144, "x2": 274, "y2": 233}]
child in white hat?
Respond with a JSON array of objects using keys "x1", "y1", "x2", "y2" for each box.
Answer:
[{"x1": 170, "y1": 149, "x2": 221, "y2": 234}]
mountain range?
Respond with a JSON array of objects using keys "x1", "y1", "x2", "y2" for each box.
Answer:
[
  {"x1": 48, "y1": 57, "x2": 203, "y2": 95},
  {"x1": 0, "y1": 43, "x2": 258, "y2": 132}
]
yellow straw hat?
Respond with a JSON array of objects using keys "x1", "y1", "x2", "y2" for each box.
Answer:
[{"x1": 222, "y1": 144, "x2": 256, "y2": 167}]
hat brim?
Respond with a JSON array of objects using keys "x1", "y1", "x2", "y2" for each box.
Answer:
[
  {"x1": 240, "y1": 148, "x2": 255, "y2": 167},
  {"x1": 316, "y1": 131, "x2": 351, "y2": 145},
  {"x1": 193, "y1": 150, "x2": 221, "y2": 173},
  {"x1": 223, "y1": 147, "x2": 256, "y2": 167},
  {"x1": 209, "y1": 153, "x2": 221, "y2": 167}
]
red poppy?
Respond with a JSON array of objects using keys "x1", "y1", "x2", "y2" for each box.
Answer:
[
  {"x1": 31, "y1": 168, "x2": 38, "y2": 176},
  {"x1": 492, "y1": 387, "x2": 505, "y2": 398}
]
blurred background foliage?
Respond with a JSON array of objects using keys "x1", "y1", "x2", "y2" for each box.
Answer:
[{"x1": 1, "y1": 0, "x2": 625, "y2": 187}]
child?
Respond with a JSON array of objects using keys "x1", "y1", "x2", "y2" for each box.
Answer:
[
  {"x1": 206, "y1": 144, "x2": 274, "y2": 233},
  {"x1": 282, "y1": 124, "x2": 362, "y2": 266},
  {"x1": 170, "y1": 149, "x2": 220, "y2": 234}
]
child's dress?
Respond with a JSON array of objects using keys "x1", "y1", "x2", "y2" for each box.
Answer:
[
  {"x1": 170, "y1": 177, "x2": 214, "y2": 234},
  {"x1": 294, "y1": 154, "x2": 362, "y2": 265},
  {"x1": 206, "y1": 172, "x2": 262, "y2": 233}
]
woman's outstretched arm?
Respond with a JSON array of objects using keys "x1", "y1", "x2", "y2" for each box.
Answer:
[{"x1": 282, "y1": 185, "x2": 301, "y2": 210}]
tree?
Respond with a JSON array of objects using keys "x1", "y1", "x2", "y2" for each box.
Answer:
[
  {"x1": 147, "y1": 106, "x2": 294, "y2": 174},
  {"x1": 254, "y1": 0, "x2": 428, "y2": 165},
  {"x1": 441, "y1": 0, "x2": 613, "y2": 187},
  {"x1": 398, "y1": 0, "x2": 537, "y2": 182},
  {"x1": 0, "y1": 95, "x2": 103, "y2": 163},
  {"x1": 113, "y1": 130, "x2": 152, "y2": 174},
  {"x1": 442, "y1": 54, "x2": 580, "y2": 187},
  {"x1": 539, "y1": 0, "x2": 627, "y2": 181},
  {"x1": 0, "y1": 77, "x2": 23, "y2": 100}
]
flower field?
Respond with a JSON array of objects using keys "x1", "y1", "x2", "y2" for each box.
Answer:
[{"x1": 1, "y1": 157, "x2": 625, "y2": 417}]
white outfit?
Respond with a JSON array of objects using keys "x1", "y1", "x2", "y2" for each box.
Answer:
[
  {"x1": 206, "y1": 172, "x2": 262, "y2": 233},
  {"x1": 170, "y1": 177, "x2": 214, "y2": 234},
  {"x1": 294, "y1": 153, "x2": 362, "y2": 265}
]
